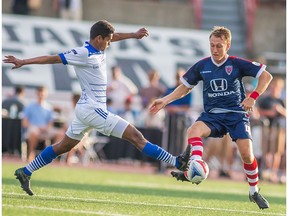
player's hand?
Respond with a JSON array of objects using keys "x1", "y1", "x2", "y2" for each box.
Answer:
[
  {"x1": 149, "y1": 98, "x2": 166, "y2": 115},
  {"x1": 240, "y1": 97, "x2": 256, "y2": 112},
  {"x1": 3, "y1": 55, "x2": 24, "y2": 69},
  {"x1": 134, "y1": 28, "x2": 149, "y2": 39}
]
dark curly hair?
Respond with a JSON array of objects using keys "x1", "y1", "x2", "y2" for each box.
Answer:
[{"x1": 90, "y1": 20, "x2": 115, "y2": 39}]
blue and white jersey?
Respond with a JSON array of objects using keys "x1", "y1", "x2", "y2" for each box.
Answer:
[
  {"x1": 59, "y1": 41, "x2": 107, "y2": 109},
  {"x1": 181, "y1": 55, "x2": 266, "y2": 113}
]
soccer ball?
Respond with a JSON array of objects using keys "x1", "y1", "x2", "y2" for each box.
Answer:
[{"x1": 184, "y1": 159, "x2": 209, "y2": 184}]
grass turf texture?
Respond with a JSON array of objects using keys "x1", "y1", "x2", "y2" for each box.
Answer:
[{"x1": 2, "y1": 161, "x2": 286, "y2": 216}]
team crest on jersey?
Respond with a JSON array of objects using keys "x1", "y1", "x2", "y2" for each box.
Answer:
[{"x1": 225, "y1": 66, "x2": 233, "y2": 75}]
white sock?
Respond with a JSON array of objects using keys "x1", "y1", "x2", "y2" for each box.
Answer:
[{"x1": 250, "y1": 185, "x2": 259, "y2": 195}]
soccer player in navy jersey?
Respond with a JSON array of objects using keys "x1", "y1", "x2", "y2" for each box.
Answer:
[
  {"x1": 3, "y1": 20, "x2": 191, "y2": 196},
  {"x1": 149, "y1": 26, "x2": 272, "y2": 209}
]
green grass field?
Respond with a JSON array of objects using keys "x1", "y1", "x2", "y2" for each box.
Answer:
[{"x1": 2, "y1": 161, "x2": 286, "y2": 216}]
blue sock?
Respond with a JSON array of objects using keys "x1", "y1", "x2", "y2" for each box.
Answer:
[
  {"x1": 23, "y1": 145, "x2": 58, "y2": 176},
  {"x1": 142, "y1": 142, "x2": 177, "y2": 167}
]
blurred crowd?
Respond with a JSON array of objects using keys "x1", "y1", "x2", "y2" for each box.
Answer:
[
  {"x1": 2, "y1": 63, "x2": 286, "y2": 184},
  {"x1": 10, "y1": 0, "x2": 83, "y2": 20}
]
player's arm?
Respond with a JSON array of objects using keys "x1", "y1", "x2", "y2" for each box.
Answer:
[
  {"x1": 111, "y1": 28, "x2": 149, "y2": 42},
  {"x1": 253, "y1": 70, "x2": 273, "y2": 95},
  {"x1": 241, "y1": 70, "x2": 273, "y2": 111},
  {"x1": 149, "y1": 84, "x2": 192, "y2": 115},
  {"x1": 3, "y1": 55, "x2": 62, "y2": 69}
]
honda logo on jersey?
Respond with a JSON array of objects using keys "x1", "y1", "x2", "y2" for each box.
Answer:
[
  {"x1": 225, "y1": 65, "x2": 233, "y2": 75},
  {"x1": 210, "y1": 79, "x2": 228, "y2": 92}
]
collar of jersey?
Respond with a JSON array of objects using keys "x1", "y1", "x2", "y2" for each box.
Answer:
[
  {"x1": 85, "y1": 41, "x2": 104, "y2": 55},
  {"x1": 211, "y1": 54, "x2": 229, "y2": 67}
]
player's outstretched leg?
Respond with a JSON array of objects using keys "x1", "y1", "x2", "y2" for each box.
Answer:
[
  {"x1": 249, "y1": 190, "x2": 270, "y2": 209},
  {"x1": 14, "y1": 168, "x2": 34, "y2": 196},
  {"x1": 176, "y1": 144, "x2": 192, "y2": 171}
]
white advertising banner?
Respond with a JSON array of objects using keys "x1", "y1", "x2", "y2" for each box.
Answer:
[{"x1": 2, "y1": 14, "x2": 210, "y2": 108}]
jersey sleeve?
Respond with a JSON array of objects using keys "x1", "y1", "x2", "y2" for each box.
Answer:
[
  {"x1": 58, "y1": 47, "x2": 88, "y2": 66},
  {"x1": 235, "y1": 57, "x2": 267, "y2": 78},
  {"x1": 181, "y1": 61, "x2": 203, "y2": 88}
]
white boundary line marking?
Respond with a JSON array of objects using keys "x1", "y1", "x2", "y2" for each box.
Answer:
[
  {"x1": 2, "y1": 204, "x2": 129, "y2": 216},
  {"x1": 3, "y1": 192, "x2": 286, "y2": 216}
]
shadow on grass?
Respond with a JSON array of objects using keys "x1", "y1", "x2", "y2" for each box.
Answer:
[{"x1": 2, "y1": 177, "x2": 285, "y2": 205}]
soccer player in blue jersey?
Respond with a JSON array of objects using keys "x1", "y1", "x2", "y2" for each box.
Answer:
[
  {"x1": 149, "y1": 26, "x2": 272, "y2": 209},
  {"x1": 3, "y1": 20, "x2": 191, "y2": 196}
]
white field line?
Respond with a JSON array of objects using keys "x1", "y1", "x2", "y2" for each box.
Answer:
[
  {"x1": 2, "y1": 204, "x2": 129, "y2": 216},
  {"x1": 3, "y1": 192, "x2": 285, "y2": 216}
]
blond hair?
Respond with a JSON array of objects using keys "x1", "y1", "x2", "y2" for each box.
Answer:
[{"x1": 209, "y1": 26, "x2": 232, "y2": 43}]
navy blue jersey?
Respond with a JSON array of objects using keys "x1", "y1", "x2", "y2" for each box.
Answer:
[{"x1": 181, "y1": 56, "x2": 266, "y2": 113}]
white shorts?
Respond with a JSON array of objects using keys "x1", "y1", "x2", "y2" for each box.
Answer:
[{"x1": 66, "y1": 103, "x2": 129, "y2": 141}]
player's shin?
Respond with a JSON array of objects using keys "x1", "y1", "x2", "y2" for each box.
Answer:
[
  {"x1": 244, "y1": 157, "x2": 259, "y2": 194},
  {"x1": 142, "y1": 142, "x2": 177, "y2": 167},
  {"x1": 188, "y1": 137, "x2": 203, "y2": 160}
]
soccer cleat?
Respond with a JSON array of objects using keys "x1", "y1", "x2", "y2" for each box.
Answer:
[
  {"x1": 249, "y1": 191, "x2": 270, "y2": 209},
  {"x1": 171, "y1": 171, "x2": 189, "y2": 182},
  {"x1": 176, "y1": 144, "x2": 192, "y2": 171},
  {"x1": 14, "y1": 168, "x2": 34, "y2": 196}
]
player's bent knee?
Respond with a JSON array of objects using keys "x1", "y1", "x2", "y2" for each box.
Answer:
[
  {"x1": 187, "y1": 126, "x2": 202, "y2": 137},
  {"x1": 53, "y1": 136, "x2": 80, "y2": 155},
  {"x1": 241, "y1": 154, "x2": 254, "y2": 164},
  {"x1": 123, "y1": 126, "x2": 146, "y2": 150}
]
